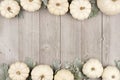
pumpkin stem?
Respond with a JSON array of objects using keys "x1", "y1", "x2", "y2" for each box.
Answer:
[
  {"x1": 112, "y1": 75, "x2": 115, "y2": 79},
  {"x1": 7, "y1": 7, "x2": 13, "y2": 13},
  {"x1": 56, "y1": 3, "x2": 60, "y2": 6},
  {"x1": 16, "y1": 71, "x2": 21, "y2": 75},
  {"x1": 41, "y1": 75, "x2": 45, "y2": 80},
  {"x1": 80, "y1": 7, "x2": 85, "y2": 10},
  {"x1": 29, "y1": 0, "x2": 33, "y2": 2},
  {"x1": 91, "y1": 67, "x2": 95, "y2": 71},
  {"x1": 112, "y1": 0, "x2": 117, "y2": 2}
]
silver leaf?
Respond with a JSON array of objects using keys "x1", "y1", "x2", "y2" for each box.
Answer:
[
  {"x1": 0, "y1": 64, "x2": 9, "y2": 80},
  {"x1": 24, "y1": 57, "x2": 37, "y2": 69},
  {"x1": 42, "y1": 0, "x2": 48, "y2": 7},
  {"x1": 115, "y1": 60, "x2": 120, "y2": 70},
  {"x1": 51, "y1": 60, "x2": 61, "y2": 73}
]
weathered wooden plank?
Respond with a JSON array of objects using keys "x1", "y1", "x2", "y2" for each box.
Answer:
[
  {"x1": 102, "y1": 15, "x2": 110, "y2": 66},
  {"x1": 81, "y1": 14, "x2": 102, "y2": 62},
  {"x1": 18, "y1": 11, "x2": 40, "y2": 63},
  {"x1": 39, "y1": 8, "x2": 61, "y2": 64},
  {"x1": 0, "y1": 16, "x2": 19, "y2": 64},
  {"x1": 0, "y1": 7, "x2": 120, "y2": 69},
  {"x1": 102, "y1": 14, "x2": 120, "y2": 65},
  {"x1": 61, "y1": 14, "x2": 82, "y2": 63}
]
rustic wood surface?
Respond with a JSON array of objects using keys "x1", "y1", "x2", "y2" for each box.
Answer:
[{"x1": 0, "y1": 8, "x2": 120, "y2": 67}]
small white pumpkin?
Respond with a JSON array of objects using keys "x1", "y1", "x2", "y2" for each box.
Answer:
[
  {"x1": 54, "y1": 69, "x2": 74, "y2": 80},
  {"x1": 0, "y1": 0, "x2": 20, "y2": 18},
  {"x1": 102, "y1": 66, "x2": 120, "y2": 80},
  {"x1": 8, "y1": 62, "x2": 30, "y2": 80},
  {"x1": 31, "y1": 65, "x2": 53, "y2": 80},
  {"x1": 20, "y1": 0, "x2": 42, "y2": 12},
  {"x1": 97, "y1": 0, "x2": 120, "y2": 15},
  {"x1": 82, "y1": 59, "x2": 103, "y2": 78},
  {"x1": 47, "y1": 0, "x2": 69, "y2": 16},
  {"x1": 70, "y1": 0, "x2": 91, "y2": 20}
]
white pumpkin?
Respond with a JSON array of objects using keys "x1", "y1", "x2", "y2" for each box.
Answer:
[
  {"x1": 82, "y1": 59, "x2": 103, "y2": 78},
  {"x1": 0, "y1": 0, "x2": 20, "y2": 18},
  {"x1": 102, "y1": 66, "x2": 120, "y2": 80},
  {"x1": 47, "y1": 0, "x2": 69, "y2": 16},
  {"x1": 70, "y1": 0, "x2": 91, "y2": 20},
  {"x1": 20, "y1": 0, "x2": 42, "y2": 12},
  {"x1": 54, "y1": 69, "x2": 74, "y2": 80},
  {"x1": 97, "y1": 0, "x2": 120, "y2": 15},
  {"x1": 8, "y1": 62, "x2": 30, "y2": 80},
  {"x1": 31, "y1": 65, "x2": 53, "y2": 80}
]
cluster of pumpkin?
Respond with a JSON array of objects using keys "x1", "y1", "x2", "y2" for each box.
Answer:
[
  {"x1": 0, "y1": 0, "x2": 120, "y2": 20},
  {"x1": 8, "y1": 59, "x2": 120, "y2": 80}
]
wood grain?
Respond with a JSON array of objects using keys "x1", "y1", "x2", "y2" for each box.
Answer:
[
  {"x1": 0, "y1": 9, "x2": 120, "y2": 67},
  {"x1": 81, "y1": 14, "x2": 102, "y2": 62},
  {"x1": 103, "y1": 14, "x2": 120, "y2": 65},
  {"x1": 39, "y1": 8, "x2": 61, "y2": 64},
  {"x1": 61, "y1": 14, "x2": 82, "y2": 63},
  {"x1": 0, "y1": 16, "x2": 19, "y2": 64},
  {"x1": 18, "y1": 11, "x2": 40, "y2": 63}
]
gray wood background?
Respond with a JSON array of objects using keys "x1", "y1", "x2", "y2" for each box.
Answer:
[{"x1": 0, "y1": 8, "x2": 120, "y2": 66}]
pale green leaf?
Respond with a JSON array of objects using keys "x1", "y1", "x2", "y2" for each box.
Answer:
[
  {"x1": 89, "y1": 0, "x2": 99, "y2": 18},
  {"x1": 42, "y1": 0, "x2": 48, "y2": 8},
  {"x1": 0, "y1": 64, "x2": 10, "y2": 80},
  {"x1": 115, "y1": 60, "x2": 120, "y2": 70},
  {"x1": 63, "y1": 62, "x2": 72, "y2": 69},
  {"x1": 73, "y1": 58, "x2": 84, "y2": 70},
  {"x1": 89, "y1": 0, "x2": 96, "y2": 3},
  {"x1": 63, "y1": 59, "x2": 87, "y2": 80},
  {"x1": 24, "y1": 58, "x2": 37, "y2": 80},
  {"x1": 24, "y1": 57, "x2": 37, "y2": 69},
  {"x1": 16, "y1": 0, "x2": 20, "y2": 3},
  {"x1": 15, "y1": 0, "x2": 23, "y2": 18},
  {"x1": 51, "y1": 60, "x2": 61, "y2": 73},
  {"x1": 6, "y1": 77, "x2": 12, "y2": 80},
  {"x1": 18, "y1": 11, "x2": 24, "y2": 18}
]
